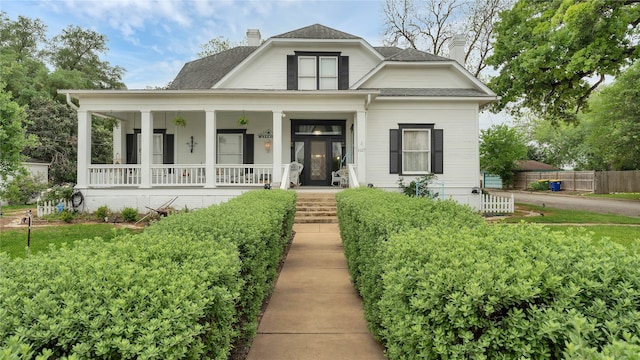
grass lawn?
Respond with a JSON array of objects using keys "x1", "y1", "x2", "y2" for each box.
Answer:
[
  {"x1": 545, "y1": 225, "x2": 640, "y2": 248},
  {"x1": 505, "y1": 203, "x2": 640, "y2": 224},
  {"x1": 500, "y1": 204, "x2": 640, "y2": 247},
  {"x1": 585, "y1": 193, "x2": 640, "y2": 201},
  {"x1": 0, "y1": 224, "x2": 141, "y2": 259}
]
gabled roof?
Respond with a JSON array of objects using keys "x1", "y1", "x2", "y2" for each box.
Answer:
[
  {"x1": 168, "y1": 46, "x2": 258, "y2": 90},
  {"x1": 272, "y1": 23, "x2": 360, "y2": 39}
]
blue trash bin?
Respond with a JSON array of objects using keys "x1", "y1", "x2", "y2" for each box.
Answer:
[{"x1": 550, "y1": 181, "x2": 561, "y2": 192}]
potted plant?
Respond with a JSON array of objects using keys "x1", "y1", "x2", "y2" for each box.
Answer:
[
  {"x1": 172, "y1": 116, "x2": 186, "y2": 127},
  {"x1": 237, "y1": 114, "x2": 249, "y2": 127}
]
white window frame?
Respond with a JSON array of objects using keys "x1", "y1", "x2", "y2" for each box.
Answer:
[
  {"x1": 401, "y1": 128, "x2": 431, "y2": 175},
  {"x1": 319, "y1": 56, "x2": 338, "y2": 90},
  {"x1": 297, "y1": 55, "x2": 338, "y2": 90},
  {"x1": 137, "y1": 133, "x2": 164, "y2": 164},
  {"x1": 217, "y1": 133, "x2": 243, "y2": 164},
  {"x1": 298, "y1": 56, "x2": 317, "y2": 90}
]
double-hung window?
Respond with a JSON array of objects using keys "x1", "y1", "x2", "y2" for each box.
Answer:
[
  {"x1": 402, "y1": 129, "x2": 431, "y2": 174},
  {"x1": 287, "y1": 52, "x2": 348, "y2": 90},
  {"x1": 390, "y1": 124, "x2": 444, "y2": 175},
  {"x1": 297, "y1": 56, "x2": 338, "y2": 90}
]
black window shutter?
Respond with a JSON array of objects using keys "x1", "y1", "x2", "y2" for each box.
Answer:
[
  {"x1": 163, "y1": 134, "x2": 174, "y2": 164},
  {"x1": 243, "y1": 134, "x2": 254, "y2": 164},
  {"x1": 287, "y1": 55, "x2": 297, "y2": 90},
  {"x1": 339, "y1": 56, "x2": 349, "y2": 90},
  {"x1": 432, "y1": 129, "x2": 444, "y2": 174},
  {"x1": 389, "y1": 129, "x2": 399, "y2": 174},
  {"x1": 126, "y1": 134, "x2": 137, "y2": 164}
]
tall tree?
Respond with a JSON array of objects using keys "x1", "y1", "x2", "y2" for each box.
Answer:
[
  {"x1": 0, "y1": 12, "x2": 46, "y2": 61},
  {"x1": 47, "y1": 25, "x2": 126, "y2": 89},
  {"x1": 197, "y1": 36, "x2": 234, "y2": 58},
  {"x1": 580, "y1": 61, "x2": 640, "y2": 170},
  {"x1": 0, "y1": 85, "x2": 32, "y2": 180},
  {"x1": 487, "y1": 0, "x2": 640, "y2": 122},
  {"x1": 23, "y1": 97, "x2": 77, "y2": 183},
  {"x1": 382, "y1": 0, "x2": 511, "y2": 77},
  {"x1": 480, "y1": 124, "x2": 527, "y2": 187}
]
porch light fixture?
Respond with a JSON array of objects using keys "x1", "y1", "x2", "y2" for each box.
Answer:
[
  {"x1": 187, "y1": 136, "x2": 198, "y2": 153},
  {"x1": 264, "y1": 140, "x2": 272, "y2": 152}
]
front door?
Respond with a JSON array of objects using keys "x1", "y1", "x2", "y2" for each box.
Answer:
[{"x1": 292, "y1": 120, "x2": 345, "y2": 186}]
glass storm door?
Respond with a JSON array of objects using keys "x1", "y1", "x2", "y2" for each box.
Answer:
[{"x1": 308, "y1": 140, "x2": 328, "y2": 185}]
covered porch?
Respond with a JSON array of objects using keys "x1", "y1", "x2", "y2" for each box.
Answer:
[{"x1": 68, "y1": 90, "x2": 371, "y2": 210}]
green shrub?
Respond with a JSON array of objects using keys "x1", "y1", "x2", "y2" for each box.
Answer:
[
  {"x1": 120, "y1": 207, "x2": 138, "y2": 222},
  {"x1": 39, "y1": 184, "x2": 74, "y2": 203},
  {"x1": 397, "y1": 174, "x2": 439, "y2": 198},
  {"x1": 337, "y1": 188, "x2": 640, "y2": 358},
  {"x1": 146, "y1": 189, "x2": 296, "y2": 345},
  {"x1": 94, "y1": 205, "x2": 111, "y2": 221},
  {"x1": 0, "y1": 189, "x2": 297, "y2": 359},
  {"x1": 0, "y1": 173, "x2": 46, "y2": 205},
  {"x1": 529, "y1": 180, "x2": 549, "y2": 191},
  {"x1": 336, "y1": 188, "x2": 483, "y2": 337},
  {"x1": 0, "y1": 231, "x2": 242, "y2": 359},
  {"x1": 59, "y1": 209, "x2": 74, "y2": 223}
]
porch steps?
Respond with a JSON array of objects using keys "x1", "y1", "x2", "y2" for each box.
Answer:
[{"x1": 295, "y1": 193, "x2": 338, "y2": 224}]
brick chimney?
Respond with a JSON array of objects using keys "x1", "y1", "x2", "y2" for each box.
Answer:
[
  {"x1": 246, "y1": 29, "x2": 261, "y2": 46},
  {"x1": 448, "y1": 34, "x2": 466, "y2": 65}
]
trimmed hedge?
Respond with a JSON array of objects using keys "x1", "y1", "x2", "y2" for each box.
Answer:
[
  {"x1": 0, "y1": 189, "x2": 296, "y2": 359},
  {"x1": 336, "y1": 188, "x2": 640, "y2": 359},
  {"x1": 146, "y1": 189, "x2": 296, "y2": 343},
  {"x1": 336, "y1": 188, "x2": 484, "y2": 337}
]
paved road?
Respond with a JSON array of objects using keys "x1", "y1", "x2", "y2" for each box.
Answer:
[{"x1": 490, "y1": 190, "x2": 640, "y2": 218}]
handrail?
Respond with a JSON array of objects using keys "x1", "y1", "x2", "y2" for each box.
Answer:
[
  {"x1": 347, "y1": 164, "x2": 359, "y2": 188},
  {"x1": 280, "y1": 163, "x2": 291, "y2": 190}
]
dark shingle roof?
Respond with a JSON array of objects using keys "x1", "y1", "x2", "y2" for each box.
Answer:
[
  {"x1": 384, "y1": 48, "x2": 449, "y2": 61},
  {"x1": 377, "y1": 88, "x2": 492, "y2": 97},
  {"x1": 168, "y1": 46, "x2": 258, "y2": 89},
  {"x1": 373, "y1": 46, "x2": 403, "y2": 58},
  {"x1": 272, "y1": 24, "x2": 360, "y2": 39}
]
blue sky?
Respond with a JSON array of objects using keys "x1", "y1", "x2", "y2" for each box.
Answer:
[
  {"x1": 2, "y1": 0, "x2": 388, "y2": 89},
  {"x1": 2, "y1": 0, "x2": 508, "y2": 128}
]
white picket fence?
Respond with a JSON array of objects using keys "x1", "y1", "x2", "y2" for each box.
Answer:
[
  {"x1": 481, "y1": 193, "x2": 514, "y2": 214},
  {"x1": 37, "y1": 199, "x2": 71, "y2": 217}
]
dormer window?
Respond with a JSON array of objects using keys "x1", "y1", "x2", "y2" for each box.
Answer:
[
  {"x1": 287, "y1": 52, "x2": 349, "y2": 90},
  {"x1": 299, "y1": 56, "x2": 338, "y2": 90}
]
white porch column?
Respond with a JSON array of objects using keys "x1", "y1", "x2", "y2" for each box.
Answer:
[
  {"x1": 272, "y1": 110, "x2": 283, "y2": 184},
  {"x1": 140, "y1": 111, "x2": 153, "y2": 188},
  {"x1": 205, "y1": 110, "x2": 216, "y2": 188},
  {"x1": 355, "y1": 110, "x2": 367, "y2": 184},
  {"x1": 112, "y1": 120, "x2": 123, "y2": 164},
  {"x1": 76, "y1": 110, "x2": 92, "y2": 188}
]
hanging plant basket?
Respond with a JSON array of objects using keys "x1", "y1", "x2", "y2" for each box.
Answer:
[
  {"x1": 237, "y1": 114, "x2": 249, "y2": 127},
  {"x1": 173, "y1": 116, "x2": 186, "y2": 127}
]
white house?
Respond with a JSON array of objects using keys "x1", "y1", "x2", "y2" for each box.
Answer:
[{"x1": 60, "y1": 24, "x2": 496, "y2": 212}]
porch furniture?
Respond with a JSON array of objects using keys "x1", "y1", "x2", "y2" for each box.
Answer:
[
  {"x1": 290, "y1": 162, "x2": 303, "y2": 186},
  {"x1": 331, "y1": 168, "x2": 348, "y2": 187}
]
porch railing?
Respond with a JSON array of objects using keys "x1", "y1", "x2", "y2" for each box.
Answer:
[
  {"x1": 214, "y1": 164, "x2": 273, "y2": 186},
  {"x1": 87, "y1": 164, "x2": 274, "y2": 187},
  {"x1": 89, "y1": 165, "x2": 141, "y2": 187}
]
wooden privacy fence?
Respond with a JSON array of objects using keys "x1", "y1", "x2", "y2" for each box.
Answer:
[
  {"x1": 514, "y1": 171, "x2": 595, "y2": 192},
  {"x1": 482, "y1": 193, "x2": 514, "y2": 214},
  {"x1": 513, "y1": 170, "x2": 640, "y2": 193},
  {"x1": 594, "y1": 170, "x2": 640, "y2": 194}
]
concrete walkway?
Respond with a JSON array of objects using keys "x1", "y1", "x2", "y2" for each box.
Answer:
[{"x1": 246, "y1": 223, "x2": 386, "y2": 360}]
